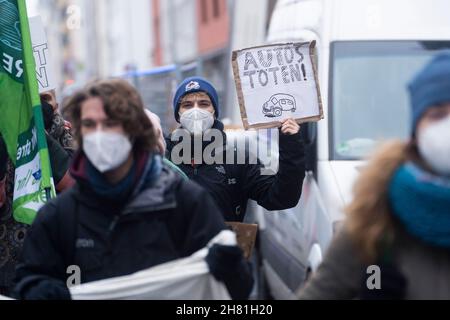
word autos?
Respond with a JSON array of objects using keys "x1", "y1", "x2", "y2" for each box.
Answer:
[
  {"x1": 169, "y1": 128, "x2": 279, "y2": 175},
  {"x1": 242, "y1": 44, "x2": 308, "y2": 89}
]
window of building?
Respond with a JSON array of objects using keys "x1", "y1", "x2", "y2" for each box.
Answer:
[
  {"x1": 201, "y1": 0, "x2": 208, "y2": 23},
  {"x1": 213, "y1": 0, "x2": 220, "y2": 18}
]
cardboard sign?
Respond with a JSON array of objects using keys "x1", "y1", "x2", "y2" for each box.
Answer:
[
  {"x1": 232, "y1": 41, "x2": 324, "y2": 130},
  {"x1": 29, "y1": 16, "x2": 56, "y2": 93},
  {"x1": 225, "y1": 222, "x2": 258, "y2": 260}
]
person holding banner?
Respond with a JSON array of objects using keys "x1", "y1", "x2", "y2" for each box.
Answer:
[
  {"x1": 0, "y1": 0, "x2": 70, "y2": 296},
  {"x1": 0, "y1": 127, "x2": 73, "y2": 296},
  {"x1": 0, "y1": 134, "x2": 30, "y2": 297},
  {"x1": 13, "y1": 79, "x2": 253, "y2": 300},
  {"x1": 166, "y1": 77, "x2": 306, "y2": 222},
  {"x1": 1, "y1": 128, "x2": 75, "y2": 297}
]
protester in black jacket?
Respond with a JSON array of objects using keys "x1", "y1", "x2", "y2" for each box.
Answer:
[
  {"x1": 14, "y1": 79, "x2": 253, "y2": 300},
  {"x1": 166, "y1": 77, "x2": 306, "y2": 222}
]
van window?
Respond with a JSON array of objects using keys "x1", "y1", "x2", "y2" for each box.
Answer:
[{"x1": 330, "y1": 40, "x2": 450, "y2": 160}]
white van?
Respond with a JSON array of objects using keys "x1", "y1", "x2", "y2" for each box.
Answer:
[{"x1": 250, "y1": 0, "x2": 450, "y2": 299}]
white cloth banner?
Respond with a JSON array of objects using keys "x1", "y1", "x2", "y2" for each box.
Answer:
[{"x1": 69, "y1": 230, "x2": 237, "y2": 300}]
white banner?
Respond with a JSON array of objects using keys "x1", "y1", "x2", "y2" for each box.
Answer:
[{"x1": 69, "y1": 230, "x2": 237, "y2": 300}]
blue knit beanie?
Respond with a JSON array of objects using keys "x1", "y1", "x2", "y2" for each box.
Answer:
[
  {"x1": 408, "y1": 52, "x2": 450, "y2": 134},
  {"x1": 173, "y1": 77, "x2": 219, "y2": 122}
]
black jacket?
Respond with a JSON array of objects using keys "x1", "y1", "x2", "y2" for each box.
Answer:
[
  {"x1": 14, "y1": 153, "x2": 253, "y2": 299},
  {"x1": 165, "y1": 121, "x2": 306, "y2": 222}
]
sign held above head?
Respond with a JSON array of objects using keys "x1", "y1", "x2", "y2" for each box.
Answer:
[
  {"x1": 29, "y1": 15, "x2": 56, "y2": 93},
  {"x1": 232, "y1": 41, "x2": 324, "y2": 130}
]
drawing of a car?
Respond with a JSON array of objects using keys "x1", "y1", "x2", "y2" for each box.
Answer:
[{"x1": 262, "y1": 94, "x2": 296, "y2": 117}]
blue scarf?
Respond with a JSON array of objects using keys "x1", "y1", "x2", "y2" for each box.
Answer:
[
  {"x1": 388, "y1": 162, "x2": 450, "y2": 248},
  {"x1": 87, "y1": 154, "x2": 162, "y2": 202}
]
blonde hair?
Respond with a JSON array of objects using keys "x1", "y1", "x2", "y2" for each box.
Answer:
[{"x1": 345, "y1": 140, "x2": 417, "y2": 263}]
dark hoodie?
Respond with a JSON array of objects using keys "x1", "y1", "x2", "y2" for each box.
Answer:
[{"x1": 165, "y1": 120, "x2": 306, "y2": 221}]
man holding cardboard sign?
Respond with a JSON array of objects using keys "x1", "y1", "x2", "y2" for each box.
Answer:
[{"x1": 166, "y1": 75, "x2": 306, "y2": 223}]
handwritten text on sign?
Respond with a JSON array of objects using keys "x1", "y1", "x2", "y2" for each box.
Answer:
[
  {"x1": 30, "y1": 16, "x2": 56, "y2": 93},
  {"x1": 232, "y1": 42, "x2": 323, "y2": 130},
  {"x1": 242, "y1": 45, "x2": 308, "y2": 89}
]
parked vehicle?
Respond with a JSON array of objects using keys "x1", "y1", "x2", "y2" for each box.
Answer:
[{"x1": 249, "y1": 0, "x2": 450, "y2": 299}]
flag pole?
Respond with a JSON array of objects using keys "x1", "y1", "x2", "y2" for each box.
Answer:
[{"x1": 16, "y1": 0, "x2": 53, "y2": 201}]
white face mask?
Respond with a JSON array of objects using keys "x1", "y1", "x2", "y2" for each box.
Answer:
[
  {"x1": 83, "y1": 131, "x2": 132, "y2": 173},
  {"x1": 179, "y1": 107, "x2": 214, "y2": 135},
  {"x1": 417, "y1": 115, "x2": 450, "y2": 176}
]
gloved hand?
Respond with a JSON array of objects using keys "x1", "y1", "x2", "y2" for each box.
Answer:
[
  {"x1": 206, "y1": 244, "x2": 254, "y2": 300},
  {"x1": 206, "y1": 244, "x2": 244, "y2": 281},
  {"x1": 21, "y1": 279, "x2": 72, "y2": 300},
  {"x1": 359, "y1": 262, "x2": 407, "y2": 300}
]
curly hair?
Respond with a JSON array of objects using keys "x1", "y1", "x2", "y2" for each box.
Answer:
[{"x1": 63, "y1": 79, "x2": 156, "y2": 153}]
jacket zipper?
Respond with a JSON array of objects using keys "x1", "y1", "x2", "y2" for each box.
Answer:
[{"x1": 106, "y1": 214, "x2": 120, "y2": 255}]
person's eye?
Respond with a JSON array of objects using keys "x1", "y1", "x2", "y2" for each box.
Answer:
[
  {"x1": 81, "y1": 120, "x2": 95, "y2": 128},
  {"x1": 199, "y1": 101, "x2": 211, "y2": 107},
  {"x1": 181, "y1": 103, "x2": 193, "y2": 109},
  {"x1": 104, "y1": 120, "x2": 120, "y2": 128},
  {"x1": 428, "y1": 109, "x2": 447, "y2": 120}
]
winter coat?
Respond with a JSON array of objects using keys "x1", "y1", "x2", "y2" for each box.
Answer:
[
  {"x1": 296, "y1": 141, "x2": 450, "y2": 300},
  {"x1": 14, "y1": 152, "x2": 253, "y2": 299},
  {"x1": 165, "y1": 120, "x2": 306, "y2": 222},
  {"x1": 297, "y1": 228, "x2": 450, "y2": 300}
]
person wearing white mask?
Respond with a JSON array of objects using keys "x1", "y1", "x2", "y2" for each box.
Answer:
[
  {"x1": 13, "y1": 79, "x2": 254, "y2": 300},
  {"x1": 296, "y1": 52, "x2": 450, "y2": 300},
  {"x1": 166, "y1": 76, "x2": 306, "y2": 223}
]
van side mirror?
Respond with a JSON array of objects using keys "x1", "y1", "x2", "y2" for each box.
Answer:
[
  {"x1": 301, "y1": 122, "x2": 317, "y2": 147},
  {"x1": 300, "y1": 122, "x2": 318, "y2": 173}
]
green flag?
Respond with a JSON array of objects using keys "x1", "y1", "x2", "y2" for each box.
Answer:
[{"x1": 0, "y1": 0, "x2": 55, "y2": 224}]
